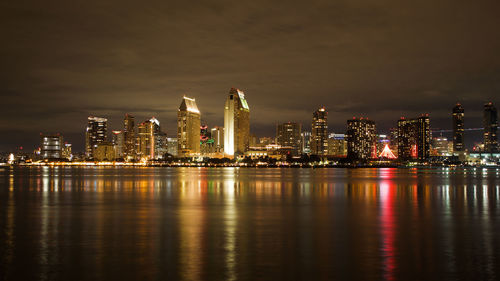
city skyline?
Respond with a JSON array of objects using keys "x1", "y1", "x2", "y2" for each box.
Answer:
[
  {"x1": 1, "y1": 98, "x2": 499, "y2": 154},
  {"x1": 2, "y1": 0, "x2": 500, "y2": 151}
]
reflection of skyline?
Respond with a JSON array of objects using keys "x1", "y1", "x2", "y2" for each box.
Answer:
[{"x1": 0, "y1": 167, "x2": 499, "y2": 280}]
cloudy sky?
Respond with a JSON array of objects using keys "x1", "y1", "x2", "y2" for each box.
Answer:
[{"x1": 1, "y1": 0, "x2": 499, "y2": 151}]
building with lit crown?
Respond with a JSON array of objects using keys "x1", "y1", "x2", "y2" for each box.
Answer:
[
  {"x1": 178, "y1": 96, "x2": 201, "y2": 157},
  {"x1": 137, "y1": 117, "x2": 166, "y2": 160},
  {"x1": 85, "y1": 116, "x2": 107, "y2": 159},
  {"x1": 311, "y1": 107, "x2": 328, "y2": 155},
  {"x1": 224, "y1": 88, "x2": 250, "y2": 157},
  {"x1": 346, "y1": 118, "x2": 376, "y2": 161}
]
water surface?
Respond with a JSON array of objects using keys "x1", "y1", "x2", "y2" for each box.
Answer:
[{"x1": 1, "y1": 167, "x2": 499, "y2": 280}]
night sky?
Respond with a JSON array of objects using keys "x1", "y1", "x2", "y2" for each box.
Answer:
[{"x1": 1, "y1": 0, "x2": 499, "y2": 152}]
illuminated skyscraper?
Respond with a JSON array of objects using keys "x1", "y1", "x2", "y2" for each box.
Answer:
[
  {"x1": 40, "y1": 133, "x2": 63, "y2": 159},
  {"x1": 123, "y1": 114, "x2": 135, "y2": 159},
  {"x1": 85, "y1": 116, "x2": 107, "y2": 158},
  {"x1": 346, "y1": 118, "x2": 376, "y2": 161},
  {"x1": 452, "y1": 103, "x2": 464, "y2": 152},
  {"x1": 483, "y1": 102, "x2": 498, "y2": 152},
  {"x1": 178, "y1": 96, "x2": 201, "y2": 156},
  {"x1": 224, "y1": 88, "x2": 250, "y2": 156},
  {"x1": 397, "y1": 115, "x2": 431, "y2": 161},
  {"x1": 276, "y1": 122, "x2": 302, "y2": 155},
  {"x1": 311, "y1": 107, "x2": 328, "y2": 155},
  {"x1": 137, "y1": 117, "x2": 166, "y2": 160}
]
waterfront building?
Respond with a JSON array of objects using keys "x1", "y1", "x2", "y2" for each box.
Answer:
[
  {"x1": 200, "y1": 124, "x2": 214, "y2": 155},
  {"x1": 137, "y1": 117, "x2": 166, "y2": 160},
  {"x1": 94, "y1": 142, "x2": 115, "y2": 161},
  {"x1": 431, "y1": 137, "x2": 453, "y2": 156},
  {"x1": 40, "y1": 134, "x2": 63, "y2": 159},
  {"x1": 167, "y1": 137, "x2": 178, "y2": 156},
  {"x1": 178, "y1": 96, "x2": 201, "y2": 157},
  {"x1": 397, "y1": 115, "x2": 431, "y2": 161},
  {"x1": 85, "y1": 116, "x2": 107, "y2": 159},
  {"x1": 62, "y1": 143, "x2": 72, "y2": 160},
  {"x1": 123, "y1": 114, "x2": 135, "y2": 159},
  {"x1": 452, "y1": 103, "x2": 465, "y2": 152},
  {"x1": 211, "y1": 126, "x2": 224, "y2": 153},
  {"x1": 483, "y1": 102, "x2": 498, "y2": 152},
  {"x1": 311, "y1": 107, "x2": 328, "y2": 155},
  {"x1": 224, "y1": 88, "x2": 250, "y2": 157},
  {"x1": 327, "y1": 133, "x2": 347, "y2": 157},
  {"x1": 276, "y1": 122, "x2": 302, "y2": 155},
  {"x1": 346, "y1": 118, "x2": 377, "y2": 160}
]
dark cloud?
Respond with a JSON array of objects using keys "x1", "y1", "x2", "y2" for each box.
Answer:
[{"x1": 1, "y1": 0, "x2": 499, "y2": 151}]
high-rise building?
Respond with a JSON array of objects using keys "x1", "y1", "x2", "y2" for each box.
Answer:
[
  {"x1": 276, "y1": 122, "x2": 302, "y2": 155},
  {"x1": 211, "y1": 126, "x2": 224, "y2": 153},
  {"x1": 311, "y1": 107, "x2": 328, "y2": 155},
  {"x1": 483, "y1": 102, "x2": 498, "y2": 152},
  {"x1": 397, "y1": 115, "x2": 431, "y2": 161},
  {"x1": 178, "y1": 96, "x2": 201, "y2": 157},
  {"x1": 224, "y1": 88, "x2": 250, "y2": 156},
  {"x1": 123, "y1": 114, "x2": 135, "y2": 159},
  {"x1": 137, "y1": 117, "x2": 166, "y2": 160},
  {"x1": 85, "y1": 116, "x2": 107, "y2": 158},
  {"x1": 452, "y1": 103, "x2": 464, "y2": 152},
  {"x1": 346, "y1": 118, "x2": 377, "y2": 160},
  {"x1": 40, "y1": 134, "x2": 63, "y2": 159},
  {"x1": 112, "y1": 130, "x2": 124, "y2": 158}
]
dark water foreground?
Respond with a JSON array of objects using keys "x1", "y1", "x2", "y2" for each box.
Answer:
[{"x1": 0, "y1": 166, "x2": 499, "y2": 281}]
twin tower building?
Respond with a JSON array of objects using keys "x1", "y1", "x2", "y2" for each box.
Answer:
[{"x1": 178, "y1": 88, "x2": 250, "y2": 157}]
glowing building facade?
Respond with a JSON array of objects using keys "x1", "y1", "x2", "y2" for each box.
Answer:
[
  {"x1": 137, "y1": 117, "x2": 166, "y2": 160},
  {"x1": 211, "y1": 126, "x2": 224, "y2": 153},
  {"x1": 85, "y1": 116, "x2": 107, "y2": 159},
  {"x1": 112, "y1": 130, "x2": 124, "y2": 158},
  {"x1": 452, "y1": 103, "x2": 464, "y2": 152},
  {"x1": 397, "y1": 115, "x2": 431, "y2": 161},
  {"x1": 123, "y1": 114, "x2": 135, "y2": 159},
  {"x1": 276, "y1": 122, "x2": 302, "y2": 155},
  {"x1": 224, "y1": 88, "x2": 250, "y2": 156},
  {"x1": 328, "y1": 134, "x2": 347, "y2": 157},
  {"x1": 346, "y1": 118, "x2": 377, "y2": 160},
  {"x1": 40, "y1": 134, "x2": 63, "y2": 159},
  {"x1": 311, "y1": 107, "x2": 328, "y2": 155},
  {"x1": 483, "y1": 102, "x2": 498, "y2": 152},
  {"x1": 178, "y1": 97, "x2": 201, "y2": 156}
]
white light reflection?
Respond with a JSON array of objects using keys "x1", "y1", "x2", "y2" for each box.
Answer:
[{"x1": 223, "y1": 168, "x2": 237, "y2": 281}]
